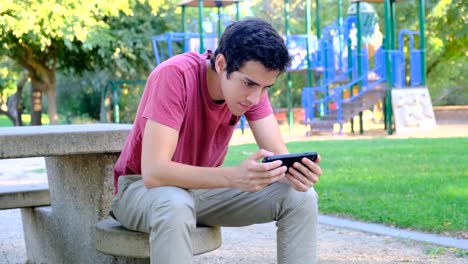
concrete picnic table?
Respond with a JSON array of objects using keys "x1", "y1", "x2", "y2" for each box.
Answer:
[{"x1": 0, "y1": 124, "x2": 132, "y2": 263}]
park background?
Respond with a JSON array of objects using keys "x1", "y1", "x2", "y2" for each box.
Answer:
[
  {"x1": 0, "y1": 0, "x2": 466, "y2": 126},
  {"x1": 0, "y1": 0, "x2": 467, "y2": 261}
]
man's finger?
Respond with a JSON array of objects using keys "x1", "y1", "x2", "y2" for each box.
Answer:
[
  {"x1": 249, "y1": 149, "x2": 274, "y2": 161},
  {"x1": 286, "y1": 173, "x2": 308, "y2": 192},
  {"x1": 288, "y1": 167, "x2": 313, "y2": 186}
]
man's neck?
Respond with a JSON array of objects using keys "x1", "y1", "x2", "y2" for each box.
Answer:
[{"x1": 205, "y1": 60, "x2": 223, "y2": 101}]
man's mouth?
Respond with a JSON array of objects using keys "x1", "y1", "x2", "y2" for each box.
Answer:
[{"x1": 239, "y1": 103, "x2": 251, "y2": 111}]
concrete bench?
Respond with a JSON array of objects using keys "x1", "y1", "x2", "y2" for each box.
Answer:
[
  {"x1": 96, "y1": 217, "x2": 222, "y2": 258},
  {"x1": 0, "y1": 183, "x2": 50, "y2": 210},
  {"x1": 0, "y1": 124, "x2": 222, "y2": 263},
  {"x1": 0, "y1": 182, "x2": 221, "y2": 261}
]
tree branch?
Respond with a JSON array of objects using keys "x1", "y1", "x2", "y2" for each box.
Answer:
[{"x1": 14, "y1": 43, "x2": 52, "y2": 92}]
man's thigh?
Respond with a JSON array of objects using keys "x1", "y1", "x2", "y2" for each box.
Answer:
[
  {"x1": 112, "y1": 175, "x2": 194, "y2": 233},
  {"x1": 192, "y1": 182, "x2": 317, "y2": 227}
]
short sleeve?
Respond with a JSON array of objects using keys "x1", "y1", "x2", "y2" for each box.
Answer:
[{"x1": 142, "y1": 66, "x2": 187, "y2": 131}]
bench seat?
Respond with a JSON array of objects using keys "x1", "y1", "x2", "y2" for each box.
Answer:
[
  {"x1": 95, "y1": 217, "x2": 222, "y2": 258},
  {"x1": 0, "y1": 183, "x2": 50, "y2": 210}
]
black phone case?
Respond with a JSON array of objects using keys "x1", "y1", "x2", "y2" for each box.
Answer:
[{"x1": 262, "y1": 152, "x2": 318, "y2": 168}]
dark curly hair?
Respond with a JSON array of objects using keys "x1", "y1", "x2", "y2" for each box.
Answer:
[{"x1": 210, "y1": 18, "x2": 291, "y2": 78}]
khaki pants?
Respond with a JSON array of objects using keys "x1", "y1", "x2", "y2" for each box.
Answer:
[{"x1": 112, "y1": 175, "x2": 318, "y2": 264}]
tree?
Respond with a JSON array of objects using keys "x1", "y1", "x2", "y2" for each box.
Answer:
[
  {"x1": 424, "y1": 0, "x2": 467, "y2": 104},
  {"x1": 0, "y1": 0, "x2": 174, "y2": 125},
  {"x1": 249, "y1": 0, "x2": 467, "y2": 106},
  {"x1": 0, "y1": 57, "x2": 27, "y2": 125}
]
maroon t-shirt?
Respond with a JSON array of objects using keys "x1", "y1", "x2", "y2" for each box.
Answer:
[{"x1": 113, "y1": 51, "x2": 273, "y2": 192}]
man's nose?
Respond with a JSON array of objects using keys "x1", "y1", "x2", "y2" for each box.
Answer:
[{"x1": 246, "y1": 89, "x2": 262, "y2": 105}]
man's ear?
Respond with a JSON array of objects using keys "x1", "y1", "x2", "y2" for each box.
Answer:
[{"x1": 215, "y1": 54, "x2": 226, "y2": 74}]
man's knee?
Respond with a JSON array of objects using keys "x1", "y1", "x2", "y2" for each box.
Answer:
[
  {"x1": 275, "y1": 184, "x2": 318, "y2": 221},
  {"x1": 149, "y1": 187, "x2": 196, "y2": 229}
]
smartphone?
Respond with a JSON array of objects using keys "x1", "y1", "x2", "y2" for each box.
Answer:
[{"x1": 262, "y1": 152, "x2": 318, "y2": 168}]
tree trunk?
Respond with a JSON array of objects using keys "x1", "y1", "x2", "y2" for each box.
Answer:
[
  {"x1": 47, "y1": 83, "x2": 58, "y2": 125},
  {"x1": 6, "y1": 73, "x2": 28, "y2": 126},
  {"x1": 46, "y1": 82, "x2": 58, "y2": 125},
  {"x1": 15, "y1": 43, "x2": 58, "y2": 126},
  {"x1": 6, "y1": 91, "x2": 24, "y2": 126},
  {"x1": 30, "y1": 79, "x2": 43, "y2": 126}
]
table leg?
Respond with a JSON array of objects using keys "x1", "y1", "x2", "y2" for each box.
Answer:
[{"x1": 21, "y1": 153, "x2": 148, "y2": 263}]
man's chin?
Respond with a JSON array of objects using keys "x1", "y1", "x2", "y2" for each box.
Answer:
[
  {"x1": 228, "y1": 106, "x2": 247, "y2": 116},
  {"x1": 232, "y1": 112, "x2": 245, "y2": 117}
]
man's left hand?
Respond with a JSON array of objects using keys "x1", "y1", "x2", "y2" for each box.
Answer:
[{"x1": 285, "y1": 155, "x2": 322, "y2": 192}]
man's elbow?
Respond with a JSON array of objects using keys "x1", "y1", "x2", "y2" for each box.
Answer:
[{"x1": 141, "y1": 167, "x2": 163, "y2": 189}]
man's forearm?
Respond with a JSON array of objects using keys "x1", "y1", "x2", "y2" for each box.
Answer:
[{"x1": 142, "y1": 161, "x2": 234, "y2": 190}]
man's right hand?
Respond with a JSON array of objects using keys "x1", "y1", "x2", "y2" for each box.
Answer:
[{"x1": 230, "y1": 149, "x2": 287, "y2": 192}]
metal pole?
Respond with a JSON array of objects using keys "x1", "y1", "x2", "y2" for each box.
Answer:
[
  {"x1": 390, "y1": 0, "x2": 396, "y2": 50},
  {"x1": 324, "y1": 41, "x2": 329, "y2": 115},
  {"x1": 111, "y1": 82, "x2": 120, "y2": 124},
  {"x1": 356, "y1": 1, "x2": 364, "y2": 134},
  {"x1": 306, "y1": 0, "x2": 314, "y2": 87},
  {"x1": 418, "y1": 0, "x2": 427, "y2": 85},
  {"x1": 217, "y1": 6, "x2": 222, "y2": 39},
  {"x1": 182, "y1": 5, "x2": 186, "y2": 52},
  {"x1": 384, "y1": 0, "x2": 393, "y2": 135},
  {"x1": 236, "y1": 1, "x2": 240, "y2": 20},
  {"x1": 315, "y1": 0, "x2": 323, "y2": 115},
  {"x1": 315, "y1": 0, "x2": 321, "y2": 39},
  {"x1": 347, "y1": 38, "x2": 355, "y2": 133},
  {"x1": 338, "y1": 0, "x2": 343, "y2": 73},
  {"x1": 285, "y1": 0, "x2": 293, "y2": 131},
  {"x1": 356, "y1": 2, "x2": 362, "y2": 93},
  {"x1": 198, "y1": 0, "x2": 205, "y2": 53}
]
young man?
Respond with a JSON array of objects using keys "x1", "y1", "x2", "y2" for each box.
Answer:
[{"x1": 112, "y1": 18, "x2": 322, "y2": 264}]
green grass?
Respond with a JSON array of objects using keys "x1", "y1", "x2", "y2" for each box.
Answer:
[
  {"x1": 224, "y1": 137, "x2": 468, "y2": 234},
  {"x1": 29, "y1": 168, "x2": 46, "y2": 174},
  {"x1": 0, "y1": 114, "x2": 50, "y2": 127},
  {"x1": 0, "y1": 115, "x2": 14, "y2": 127}
]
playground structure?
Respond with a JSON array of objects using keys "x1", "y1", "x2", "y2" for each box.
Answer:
[
  {"x1": 109, "y1": 0, "x2": 428, "y2": 135},
  {"x1": 301, "y1": 0, "x2": 427, "y2": 135}
]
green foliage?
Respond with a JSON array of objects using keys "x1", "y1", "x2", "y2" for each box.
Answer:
[
  {"x1": 225, "y1": 137, "x2": 468, "y2": 234},
  {"x1": 52, "y1": 0, "x2": 179, "y2": 121},
  {"x1": 1, "y1": 0, "x2": 467, "y2": 123},
  {"x1": 0, "y1": 58, "x2": 17, "y2": 98},
  {"x1": 55, "y1": 71, "x2": 106, "y2": 120},
  {"x1": 249, "y1": 0, "x2": 346, "y2": 35},
  {"x1": 92, "y1": 1, "x2": 177, "y2": 79},
  {"x1": 0, "y1": 0, "x2": 135, "y2": 73},
  {"x1": 424, "y1": 246, "x2": 446, "y2": 257},
  {"x1": 425, "y1": 0, "x2": 467, "y2": 105},
  {"x1": 249, "y1": 0, "x2": 467, "y2": 106},
  {"x1": 0, "y1": 0, "x2": 180, "y2": 124},
  {"x1": 117, "y1": 81, "x2": 146, "y2": 123},
  {"x1": 455, "y1": 249, "x2": 468, "y2": 258},
  {"x1": 269, "y1": 72, "x2": 308, "y2": 109}
]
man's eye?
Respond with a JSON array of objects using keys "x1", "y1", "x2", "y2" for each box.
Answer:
[{"x1": 243, "y1": 81, "x2": 253, "y2": 87}]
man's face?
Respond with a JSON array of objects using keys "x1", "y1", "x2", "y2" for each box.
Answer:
[{"x1": 218, "y1": 59, "x2": 279, "y2": 116}]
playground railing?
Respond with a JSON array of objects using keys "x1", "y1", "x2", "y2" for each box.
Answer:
[
  {"x1": 152, "y1": 32, "x2": 219, "y2": 65},
  {"x1": 398, "y1": 29, "x2": 423, "y2": 87},
  {"x1": 302, "y1": 76, "x2": 346, "y2": 124},
  {"x1": 302, "y1": 62, "x2": 386, "y2": 126},
  {"x1": 334, "y1": 64, "x2": 386, "y2": 124}
]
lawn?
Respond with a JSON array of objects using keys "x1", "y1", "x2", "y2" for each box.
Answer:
[
  {"x1": 223, "y1": 137, "x2": 468, "y2": 235},
  {"x1": 1, "y1": 114, "x2": 466, "y2": 235},
  {"x1": 0, "y1": 114, "x2": 50, "y2": 127}
]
